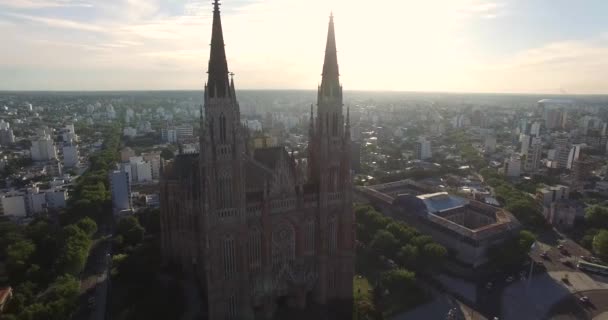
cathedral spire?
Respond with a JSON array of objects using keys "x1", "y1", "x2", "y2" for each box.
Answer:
[
  {"x1": 207, "y1": 0, "x2": 230, "y2": 98},
  {"x1": 321, "y1": 13, "x2": 340, "y2": 89}
]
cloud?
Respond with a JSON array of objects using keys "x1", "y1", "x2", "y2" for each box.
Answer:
[
  {"x1": 5, "y1": 13, "x2": 105, "y2": 32},
  {"x1": 0, "y1": 0, "x2": 92, "y2": 9},
  {"x1": 0, "y1": 0, "x2": 606, "y2": 93}
]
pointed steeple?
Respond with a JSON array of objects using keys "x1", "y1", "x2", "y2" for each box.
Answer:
[
  {"x1": 207, "y1": 0, "x2": 230, "y2": 98},
  {"x1": 321, "y1": 13, "x2": 340, "y2": 90}
]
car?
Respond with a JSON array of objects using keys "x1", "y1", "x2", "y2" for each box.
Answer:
[
  {"x1": 486, "y1": 282, "x2": 493, "y2": 289},
  {"x1": 506, "y1": 276, "x2": 514, "y2": 283}
]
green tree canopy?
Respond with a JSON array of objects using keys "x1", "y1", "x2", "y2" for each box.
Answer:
[
  {"x1": 380, "y1": 269, "x2": 416, "y2": 297},
  {"x1": 76, "y1": 217, "x2": 98, "y2": 237},
  {"x1": 117, "y1": 216, "x2": 145, "y2": 246},
  {"x1": 369, "y1": 230, "x2": 399, "y2": 259},
  {"x1": 586, "y1": 206, "x2": 608, "y2": 229},
  {"x1": 592, "y1": 229, "x2": 608, "y2": 260}
]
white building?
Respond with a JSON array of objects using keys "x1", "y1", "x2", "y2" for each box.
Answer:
[
  {"x1": 46, "y1": 189, "x2": 68, "y2": 209},
  {"x1": 537, "y1": 185, "x2": 576, "y2": 228},
  {"x1": 123, "y1": 127, "x2": 137, "y2": 138},
  {"x1": 135, "y1": 161, "x2": 153, "y2": 183},
  {"x1": 415, "y1": 137, "x2": 432, "y2": 160},
  {"x1": 1, "y1": 194, "x2": 27, "y2": 217},
  {"x1": 62, "y1": 144, "x2": 79, "y2": 168},
  {"x1": 30, "y1": 135, "x2": 57, "y2": 161},
  {"x1": 503, "y1": 154, "x2": 522, "y2": 177},
  {"x1": 567, "y1": 144, "x2": 583, "y2": 170},
  {"x1": 531, "y1": 121, "x2": 541, "y2": 137},
  {"x1": 110, "y1": 171, "x2": 131, "y2": 212},
  {"x1": 242, "y1": 119, "x2": 262, "y2": 132}
]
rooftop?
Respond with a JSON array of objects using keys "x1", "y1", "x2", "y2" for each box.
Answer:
[{"x1": 417, "y1": 192, "x2": 469, "y2": 214}]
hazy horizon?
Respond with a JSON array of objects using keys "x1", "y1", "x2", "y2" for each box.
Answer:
[{"x1": 2, "y1": 0, "x2": 608, "y2": 94}]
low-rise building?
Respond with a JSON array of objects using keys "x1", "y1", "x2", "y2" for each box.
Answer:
[{"x1": 358, "y1": 180, "x2": 521, "y2": 268}]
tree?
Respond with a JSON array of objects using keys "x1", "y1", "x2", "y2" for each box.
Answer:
[
  {"x1": 386, "y1": 222, "x2": 416, "y2": 244},
  {"x1": 411, "y1": 235, "x2": 433, "y2": 248},
  {"x1": 380, "y1": 269, "x2": 416, "y2": 297},
  {"x1": 76, "y1": 217, "x2": 98, "y2": 237},
  {"x1": 420, "y1": 243, "x2": 447, "y2": 268},
  {"x1": 6, "y1": 239, "x2": 36, "y2": 280},
  {"x1": 592, "y1": 229, "x2": 608, "y2": 260},
  {"x1": 397, "y1": 244, "x2": 418, "y2": 269},
  {"x1": 369, "y1": 230, "x2": 399, "y2": 258},
  {"x1": 160, "y1": 148, "x2": 174, "y2": 160},
  {"x1": 488, "y1": 230, "x2": 537, "y2": 268},
  {"x1": 586, "y1": 206, "x2": 608, "y2": 229},
  {"x1": 117, "y1": 216, "x2": 145, "y2": 246}
]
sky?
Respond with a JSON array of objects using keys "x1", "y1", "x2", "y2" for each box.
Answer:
[{"x1": 1, "y1": 0, "x2": 608, "y2": 94}]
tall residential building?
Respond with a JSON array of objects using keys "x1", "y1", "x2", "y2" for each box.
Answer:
[
  {"x1": 524, "y1": 137, "x2": 542, "y2": 172},
  {"x1": 520, "y1": 134, "x2": 531, "y2": 156},
  {"x1": 572, "y1": 158, "x2": 594, "y2": 190},
  {"x1": 415, "y1": 137, "x2": 432, "y2": 160},
  {"x1": 503, "y1": 154, "x2": 522, "y2": 177},
  {"x1": 484, "y1": 135, "x2": 496, "y2": 153},
  {"x1": 109, "y1": 170, "x2": 131, "y2": 212},
  {"x1": 0, "y1": 120, "x2": 15, "y2": 145},
  {"x1": 553, "y1": 134, "x2": 571, "y2": 169},
  {"x1": 62, "y1": 144, "x2": 79, "y2": 168},
  {"x1": 30, "y1": 135, "x2": 57, "y2": 161},
  {"x1": 160, "y1": 5, "x2": 354, "y2": 318},
  {"x1": 566, "y1": 144, "x2": 582, "y2": 170},
  {"x1": 530, "y1": 121, "x2": 541, "y2": 137}
]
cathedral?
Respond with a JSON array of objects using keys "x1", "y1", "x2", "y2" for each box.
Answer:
[{"x1": 159, "y1": 1, "x2": 355, "y2": 319}]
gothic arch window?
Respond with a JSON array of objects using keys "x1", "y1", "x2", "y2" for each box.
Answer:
[
  {"x1": 272, "y1": 222, "x2": 295, "y2": 270},
  {"x1": 219, "y1": 113, "x2": 227, "y2": 143},
  {"x1": 223, "y1": 234, "x2": 236, "y2": 279},
  {"x1": 328, "y1": 216, "x2": 337, "y2": 254},
  {"x1": 248, "y1": 227, "x2": 262, "y2": 272}
]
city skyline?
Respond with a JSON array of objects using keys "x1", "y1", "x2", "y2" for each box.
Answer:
[{"x1": 2, "y1": 0, "x2": 608, "y2": 94}]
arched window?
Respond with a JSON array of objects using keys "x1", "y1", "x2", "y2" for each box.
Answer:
[
  {"x1": 248, "y1": 228, "x2": 262, "y2": 271},
  {"x1": 272, "y1": 222, "x2": 295, "y2": 270},
  {"x1": 219, "y1": 113, "x2": 227, "y2": 143},
  {"x1": 223, "y1": 235, "x2": 236, "y2": 279}
]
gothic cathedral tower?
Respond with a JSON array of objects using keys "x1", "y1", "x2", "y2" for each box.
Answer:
[
  {"x1": 308, "y1": 13, "x2": 355, "y2": 308},
  {"x1": 199, "y1": 0, "x2": 250, "y2": 318}
]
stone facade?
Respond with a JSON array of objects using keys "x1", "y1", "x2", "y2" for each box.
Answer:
[{"x1": 160, "y1": 2, "x2": 354, "y2": 319}]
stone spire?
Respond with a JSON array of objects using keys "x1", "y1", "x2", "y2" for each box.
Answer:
[
  {"x1": 206, "y1": 0, "x2": 230, "y2": 98},
  {"x1": 320, "y1": 13, "x2": 340, "y2": 94}
]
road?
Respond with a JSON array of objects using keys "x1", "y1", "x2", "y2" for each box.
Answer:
[
  {"x1": 548, "y1": 289, "x2": 608, "y2": 319},
  {"x1": 72, "y1": 224, "x2": 114, "y2": 320}
]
